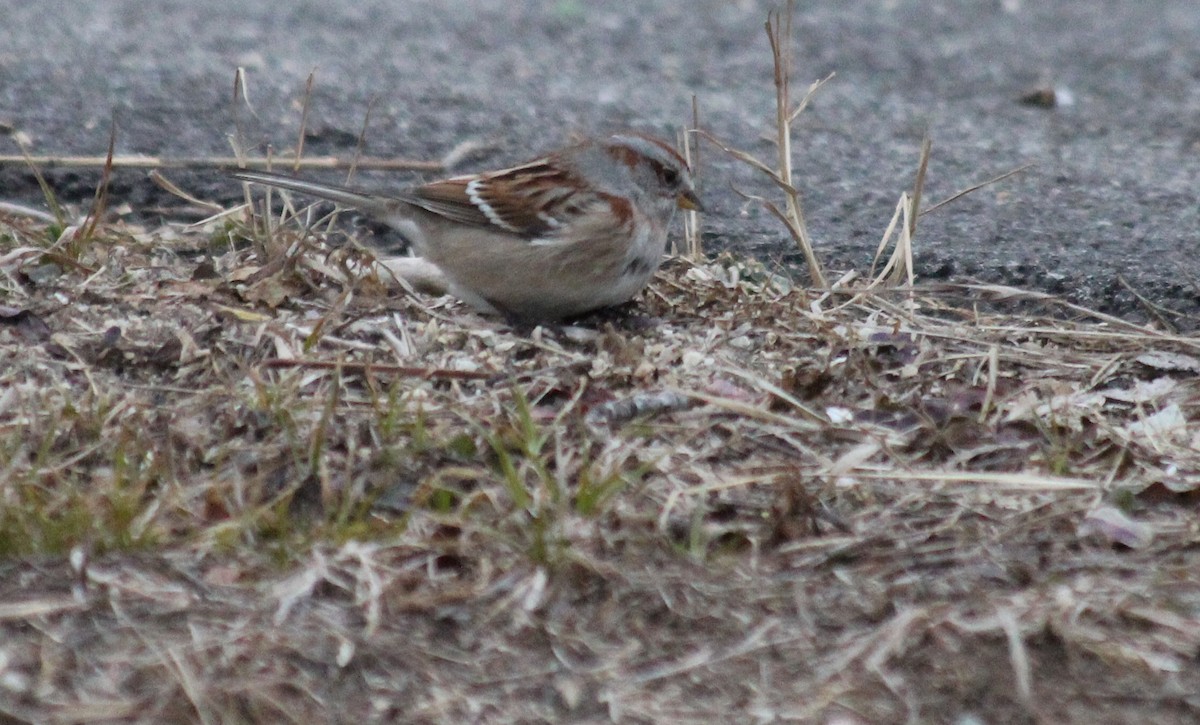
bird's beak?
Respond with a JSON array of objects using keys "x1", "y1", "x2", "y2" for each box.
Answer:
[{"x1": 677, "y1": 188, "x2": 705, "y2": 212}]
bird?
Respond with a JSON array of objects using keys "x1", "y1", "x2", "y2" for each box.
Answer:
[{"x1": 230, "y1": 133, "x2": 702, "y2": 323}]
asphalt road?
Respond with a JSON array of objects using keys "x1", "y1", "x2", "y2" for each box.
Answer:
[{"x1": 2, "y1": 0, "x2": 1198, "y2": 322}]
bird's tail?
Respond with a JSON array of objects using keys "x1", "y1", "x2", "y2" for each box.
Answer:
[{"x1": 229, "y1": 169, "x2": 381, "y2": 210}]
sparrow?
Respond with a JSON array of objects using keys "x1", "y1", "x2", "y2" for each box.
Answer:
[{"x1": 230, "y1": 133, "x2": 702, "y2": 322}]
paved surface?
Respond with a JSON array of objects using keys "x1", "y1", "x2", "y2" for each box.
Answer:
[{"x1": 2, "y1": 0, "x2": 1198, "y2": 321}]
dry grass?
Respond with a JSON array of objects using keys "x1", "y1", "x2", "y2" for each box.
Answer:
[
  {"x1": 3, "y1": 3, "x2": 1199, "y2": 721},
  {"x1": 1, "y1": 197, "x2": 1199, "y2": 722}
]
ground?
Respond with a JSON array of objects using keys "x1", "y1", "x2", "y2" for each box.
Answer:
[
  {"x1": 2, "y1": 214, "x2": 1199, "y2": 721},
  {"x1": 1, "y1": 2, "x2": 1200, "y2": 723}
]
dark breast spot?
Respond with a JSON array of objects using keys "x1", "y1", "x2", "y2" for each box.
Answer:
[{"x1": 623, "y1": 256, "x2": 654, "y2": 277}]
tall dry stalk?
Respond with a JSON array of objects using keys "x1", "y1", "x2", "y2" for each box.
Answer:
[
  {"x1": 700, "y1": 1, "x2": 830, "y2": 287},
  {"x1": 766, "y1": 3, "x2": 825, "y2": 287}
]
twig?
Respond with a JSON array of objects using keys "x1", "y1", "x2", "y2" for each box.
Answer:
[
  {"x1": 74, "y1": 117, "x2": 117, "y2": 246},
  {"x1": 261, "y1": 357, "x2": 494, "y2": 381},
  {"x1": 921, "y1": 163, "x2": 1035, "y2": 217},
  {"x1": 148, "y1": 171, "x2": 225, "y2": 213},
  {"x1": 0, "y1": 155, "x2": 442, "y2": 172},
  {"x1": 679, "y1": 95, "x2": 704, "y2": 260},
  {"x1": 293, "y1": 70, "x2": 316, "y2": 172},
  {"x1": 908, "y1": 135, "x2": 932, "y2": 237},
  {"x1": 1117, "y1": 275, "x2": 1180, "y2": 333},
  {"x1": 766, "y1": 3, "x2": 827, "y2": 287},
  {"x1": 346, "y1": 95, "x2": 379, "y2": 184}
]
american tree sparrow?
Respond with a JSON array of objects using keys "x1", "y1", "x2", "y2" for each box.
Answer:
[{"x1": 231, "y1": 133, "x2": 702, "y2": 322}]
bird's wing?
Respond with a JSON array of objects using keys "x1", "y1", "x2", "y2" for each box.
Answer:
[{"x1": 404, "y1": 159, "x2": 592, "y2": 240}]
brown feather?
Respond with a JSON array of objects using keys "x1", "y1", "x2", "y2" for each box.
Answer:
[{"x1": 403, "y1": 159, "x2": 592, "y2": 239}]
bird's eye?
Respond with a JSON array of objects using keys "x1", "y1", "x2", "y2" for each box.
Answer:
[{"x1": 660, "y1": 167, "x2": 680, "y2": 186}]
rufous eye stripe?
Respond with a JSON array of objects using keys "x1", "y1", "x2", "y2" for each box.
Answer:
[{"x1": 606, "y1": 133, "x2": 691, "y2": 171}]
